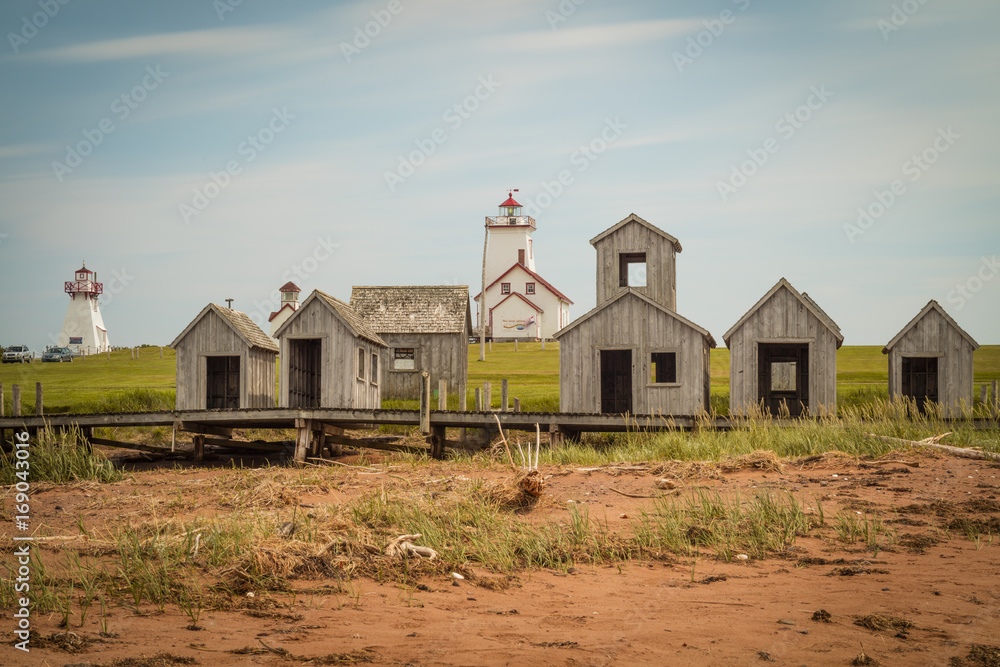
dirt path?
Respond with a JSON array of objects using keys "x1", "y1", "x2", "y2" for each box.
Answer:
[{"x1": 6, "y1": 450, "x2": 1000, "y2": 666}]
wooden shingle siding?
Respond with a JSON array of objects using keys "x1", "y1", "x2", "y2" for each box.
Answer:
[
  {"x1": 170, "y1": 304, "x2": 278, "y2": 411},
  {"x1": 724, "y1": 280, "x2": 843, "y2": 416},
  {"x1": 884, "y1": 301, "x2": 979, "y2": 416}
]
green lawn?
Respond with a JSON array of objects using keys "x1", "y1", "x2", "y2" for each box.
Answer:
[{"x1": 2, "y1": 343, "x2": 998, "y2": 415}]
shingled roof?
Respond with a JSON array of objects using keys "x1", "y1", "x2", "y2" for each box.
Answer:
[
  {"x1": 170, "y1": 303, "x2": 279, "y2": 352},
  {"x1": 350, "y1": 286, "x2": 472, "y2": 335},
  {"x1": 312, "y1": 290, "x2": 387, "y2": 347}
]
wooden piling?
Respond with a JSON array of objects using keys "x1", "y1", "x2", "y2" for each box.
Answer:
[
  {"x1": 430, "y1": 425, "x2": 446, "y2": 460},
  {"x1": 458, "y1": 381, "x2": 467, "y2": 441},
  {"x1": 193, "y1": 434, "x2": 205, "y2": 461},
  {"x1": 35, "y1": 382, "x2": 43, "y2": 416},
  {"x1": 13, "y1": 385, "x2": 20, "y2": 417},
  {"x1": 483, "y1": 381, "x2": 492, "y2": 411},
  {"x1": 474, "y1": 387, "x2": 482, "y2": 411},
  {"x1": 438, "y1": 378, "x2": 448, "y2": 411},
  {"x1": 294, "y1": 418, "x2": 313, "y2": 465},
  {"x1": 512, "y1": 397, "x2": 520, "y2": 413},
  {"x1": 501, "y1": 379, "x2": 509, "y2": 412},
  {"x1": 419, "y1": 371, "x2": 431, "y2": 434},
  {"x1": 993, "y1": 380, "x2": 999, "y2": 416}
]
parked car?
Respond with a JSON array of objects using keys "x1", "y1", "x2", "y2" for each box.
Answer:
[
  {"x1": 2, "y1": 345, "x2": 31, "y2": 363},
  {"x1": 42, "y1": 347, "x2": 74, "y2": 363}
]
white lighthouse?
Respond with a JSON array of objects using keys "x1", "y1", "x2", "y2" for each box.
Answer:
[
  {"x1": 58, "y1": 262, "x2": 110, "y2": 355},
  {"x1": 475, "y1": 192, "x2": 572, "y2": 340}
]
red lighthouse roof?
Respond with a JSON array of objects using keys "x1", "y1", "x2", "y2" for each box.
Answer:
[
  {"x1": 499, "y1": 192, "x2": 521, "y2": 208},
  {"x1": 75, "y1": 263, "x2": 93, "y2": 274}
]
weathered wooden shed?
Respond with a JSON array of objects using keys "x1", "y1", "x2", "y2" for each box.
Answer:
[
  {"x1": 590, "y1": 213, "x2": 682, "y2": 311},
  {"x1": 170, "y1": 303, "x2": 278, "y2": 410},
  {"x1": 555, "y1": 289, "x2": 715, "y2": 414},
  {"x1": 350, "y1": 286, "x2": 471, "y2": 400},
  {"x1": 274, "y1": 290, "x2": 387, "y2": 409},
  {"x1": 883, "y1": 300, "x2": 979, "y2": 415},
  {"x1": 724, "y1": 278, "x2": 843, "y2": 417}
]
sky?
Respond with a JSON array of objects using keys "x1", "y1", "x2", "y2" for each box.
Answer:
[{"x1": 0, "y1": 0, "x2": 997, "y2": 350}]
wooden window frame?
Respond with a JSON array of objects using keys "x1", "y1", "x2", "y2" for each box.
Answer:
[
  {"x1": 357, "y1": 347, "x2": 366, "y2": 381},
  {"x1": 647, "y1": 349, "x2": 680, "y2": 387},
  {"x1": 619, "y1": 252, "x2": 647, "y2": 288},
  {"x1": 391, "y1": 347, "x2": 418, "y2": 373},
  {"x1": 370, "y1": 352, "x2": 379, "y2": 386},
  {"x1": 501, "y1": 282, "x2": 511, "y2": 295},
  {"x1": 525, "y1": 282, "x2": 535, "y2": 294}
]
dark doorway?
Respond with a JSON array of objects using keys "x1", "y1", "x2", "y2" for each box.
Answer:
[
  {"x1": 206, "y1": 356, "x2": 240, "y2": 409},
  {"x1": 758, "y1": 343, "x2": 809, "y2": 417},
  {"x1": 901, "y1": 356, "x2": 938, "y2": 412},
  {"x1": 600, "y1": 349, "x2": 632, "y2": 414},
  {"x1": 288, "y1": 338, "x2": 322, "y2": 408}
]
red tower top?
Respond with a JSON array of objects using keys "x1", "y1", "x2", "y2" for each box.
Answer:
[
  {"x1": 499, "y1": 192, "x2": 521, "y2": 208},
  {"x1": 65, "y1": 261, "x2": 103, "y2": 299}
]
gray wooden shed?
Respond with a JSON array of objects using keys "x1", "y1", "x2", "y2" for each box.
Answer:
[
  {"x1": 350, "y1": 285, "x2": 471, "y2": 400},
  {"x1": 170, "y1": 303, "x2": 278, "y2": 410},
  {"x1": 883, "y1": 300, "x2": 979, "y2": 415},
  {"x1": 555, "y1": 289, "x2": 715, "y2": 415},
  {"x1": 590, "y1": 213, "x2": 682, "y2": 311},
  {"x1": 274, "y1": 289, "x2": 387, "y2": 409},
  {"x1": 724, "y1": 278, "x2": 843, "y2": 417}
]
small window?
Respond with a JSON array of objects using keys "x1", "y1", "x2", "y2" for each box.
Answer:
[
  {"x1": 393, "y1": 347, "x2": 415, "y2": 370},
  {"x1": 501, "y1": 283, "x2": 511, "y2": 294},
  {"x1": 525, "y1": 282, "x2": 535, "y2": 294},
  {"x1": 619, "y1": 252, "x2": 647, "y2": 287},
  {"x1": 357, "y1": 347, "x2": 366, "y2": 380},
  {"x1": 371, "y1": 353, "x2": 379, "y2": 385},
  {"x1": 650, "y1": 352, "x2": 677, "y2": 383},
  {"x1": 770, "y1": 362, "x2": 796, "y2": 391}
]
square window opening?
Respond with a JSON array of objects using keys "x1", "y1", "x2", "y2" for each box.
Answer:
[
  {"x1": 393, "y1": 347, "x2": 415, "y2": 371},
  {"x1": 650, "y1": 352, "x2": 677, "y2": 384},
  {"x1": 525, "y1": 282, "x2": 535, "y2": 294},
  {"x1": 501, "y1": 282, "x2": 511, "y2": 294},
  {"x1": 619, "y1": 252, "x2": 647, "y2": 287}
]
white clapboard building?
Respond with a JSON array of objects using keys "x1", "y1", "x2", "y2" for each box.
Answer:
[{"x1": 475, "y1": 192, "x2": 572, "y2": 340}]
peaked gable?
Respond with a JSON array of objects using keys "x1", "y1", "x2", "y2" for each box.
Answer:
[
  {"x1": 882, "y1": 299, "x2": 980, "y2": 354},
  {"x1": 475, "y1": 263, "x2": 573, "y2": 304},
  {"x1": 589, "y1": 213, "x2": 683, "y2": 252},
  {"x1": 723, "y1": 278, "x2": 844, "y2": 347},
  {"x1": 554, "y1": 288, "x2": 715, "y2": 347},
  {"x1": 274, "y1": 289, "x2": 387, "y2": 347},
  {"x1": 170, "y1": 303, "x2": 278, "y2": 352}
]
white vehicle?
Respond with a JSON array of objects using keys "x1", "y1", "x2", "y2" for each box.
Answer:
[{"x1": 2, "y1": 345, "x2": 31, "y2": 363}]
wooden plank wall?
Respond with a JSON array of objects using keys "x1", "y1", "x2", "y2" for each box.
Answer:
[
  {"x1": 887, "y1": 308, "x2": 975, "y2": 416},
  {"x1": 278, "y1": 298, "x2": 382, "y2": 409},
  {"x1": 175, "y1": 309, "x2": 276, "y2": 410},
  {"x1": 559, "y1": 294, "x2": 709, "y2": 414},
  {"x1": 728, "y1": 286, "x2": 838, "y2": 416},
  {"x1": 380, "y1": 332, "x2": 468, "y2": 400},
  {"x1": 593, "y1": 222, "x2": 676, "y2": 310}
]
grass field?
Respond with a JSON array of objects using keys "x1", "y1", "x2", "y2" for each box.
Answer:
[{"x1": 2, "y1": 343, "x2": 999, "y2": 415}]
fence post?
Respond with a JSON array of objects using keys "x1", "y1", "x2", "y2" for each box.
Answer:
[
  {"x1": 512, "y1": 397, "x2": 521, "y2": 413},
  {"x1": 160, "y1": 346, "x2": 163, "y2": 359},
  {"x1": 501, "y1": 379, "x2": 509, "y2": 412},
  {"x1": 541, "y1": 339, "x2": 545, "y2": 351},
  {"x1": 993, "y1": 380, "x2": 999, "y2": 417},
  {"x1": 419, "y1": 371, "x2": 431, "y2": 435},
  {"x1": 35, "y1": 382, "x2": 43, "y2": 416},
  {"x1": 514, "y1": 339, "x2": 518, "y2": 352},
  {"x1": 13, "y1": 385, "x2": 21, "y2": 417},
  {"x1": 474, "y1": 387, "x2": 482, "y2": 411},
  {"x1": 981, "y1": 384, "x2": 989, "y2": 411},
  {"x1": 483, "y1": 381, "x2": 492, "y2": 411},
  {"x1": 438, "y1": 379, "x2": 447, "y2": 411},
  {"x1": 458, "y1": 381, "x2": 468, "y2": 441},
  {"x1": 0, "y1": 382, "x2": 4, "y2": 417}
]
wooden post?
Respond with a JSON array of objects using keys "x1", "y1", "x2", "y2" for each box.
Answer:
[
  {"x1": 501, "y1": 379, "x2": 509, "y2": 412},
  {"x1": 35, "y1": 382, "x2": 43, "y2": 416},
  {"x1": 483, "y1": 381, "x2": 492, "y2": 411},
  {"x1": 419, "y1": 371, "x2": 431, "y2": 434},
  {"x1": 0, "y1": 382, "x2": 4, "y2": 417},
  {"x1": 541, "y1": 339, "x2": 545, "y2": 351},
  {"x1": 193, "y1": 434, "x2": 205, "y2": 462},
  {"x1": 514, "y1": 339, "x2": 518, "y2": 352},
  {"x1": 430, "y1": 425, "x2": 446, "y2": 460},
  {"x1": 107, "y1": 349, "x2": 110, "y2": 361},
  {"x1": 81, "y1": 426, "x2": 93, "y2": 453},
  {"x1": 993, "y1": 381, "x2": 999, "y2": 416},
  {"x1": 160, "y1": 346, "x2": 163, "y2": 359},
  {"x1": 512, "y1": 397, "x2": 520, "y2": 413},
  {"x1": 13, "y1": 385, "x2": 21, "y2": 417},
  {"x1": 458, "y1": 381, "x2": 467, "y2": 442},
  {"x1": 982, "y1": 384, "x2": 989, "y2": 410},
  {"x1": 294, "y1": 418, "x2": 312, "y2": 465},
  {"x1": 549, "y1": 424, "x2": 563, "y2": 449},
  {"x1": 474, "y1": 387, "x2": 482, "y2": 411},
  {"x1": 438, "y1": 378, "x2": 447, "y2": 411}
]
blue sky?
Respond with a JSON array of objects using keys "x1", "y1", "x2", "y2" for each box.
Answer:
[{"x1": 0, "y1": 0, "x2": 997, "y2": 350}]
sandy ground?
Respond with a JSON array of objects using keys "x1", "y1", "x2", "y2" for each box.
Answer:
[{"x1": 5, "y1": 446, "x2": 1000, "y2": 667}]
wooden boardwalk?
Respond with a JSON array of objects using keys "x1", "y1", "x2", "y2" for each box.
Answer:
[{"x1": 1, "y1": 407, "x2": 996, "y2": 463}]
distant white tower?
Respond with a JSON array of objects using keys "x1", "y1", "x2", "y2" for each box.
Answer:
[
  {"x1": 58, "y1": 262, "x2": 110, "y2": 354},
  {"x1": 475, "y1": 193, "x2": 572, "y2": 339},
  {"x1": 268, "y1": 281, "x2": 301, "y2": 337}
]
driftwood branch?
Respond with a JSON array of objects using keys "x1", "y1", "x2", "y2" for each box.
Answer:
[{"x1": 865, "y1": 432, "x2": 1000, "y2": 462}]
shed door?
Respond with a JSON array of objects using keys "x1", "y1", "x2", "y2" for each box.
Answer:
[
  {"x1": 758, "y1": 344, "x2": 809, "y2": 417},
  {"x1": 206, "y1": 356, "x2": 240, "y2": 410},
  {"x1": 288, "y1": 338, "x2": 322, "y2": 408},
  {"x1": 600, "y1": 349, "x2": 632, "y2": 414},
  {"x1": 900, "y1": 356, "x2": 938, "y2": 412}
]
